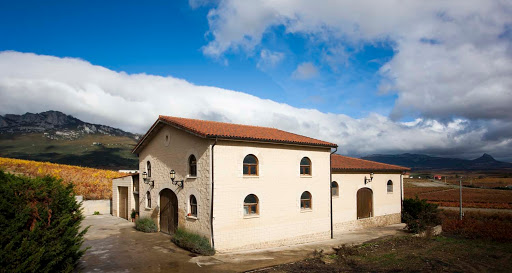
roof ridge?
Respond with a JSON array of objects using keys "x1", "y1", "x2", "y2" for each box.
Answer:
[
  {"x1": 160, "y1": 115, "x2": 279, "y2": 130},
  {"x1": 331, "y1": 154, "x2": 409, "y2": 170}
]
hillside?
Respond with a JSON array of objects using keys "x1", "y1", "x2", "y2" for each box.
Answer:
[
  {"x1": 0, "y1": 157, "x2": 128, "y2": 199},
  {"x1": 362, "y1": 153, "x2": 512, "y2": 171},
  {"x1": 0, "y1": 111, "x2": 139, "y2": 169}
]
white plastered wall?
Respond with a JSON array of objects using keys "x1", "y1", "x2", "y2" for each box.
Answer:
[
  {"x1": 112, "y1": 175, "x2": 135, "y2": 220},
  {"x1": 212, "y1": 140, "x2": 332, "y2": 252},
  {"x1": 332, "y1": 172, "x2": 403, "y2": 232}
]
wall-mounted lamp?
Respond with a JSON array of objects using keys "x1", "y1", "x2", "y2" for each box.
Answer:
[
  {"x1": 142, "y1": 171, "x2": 154, "y2": 187},
  {"x1": 364, "y1": 172, "x2": 374, "y2": 184},
  {"x1": 170, "y1": 169, "x2": 184, "y2": 188}
]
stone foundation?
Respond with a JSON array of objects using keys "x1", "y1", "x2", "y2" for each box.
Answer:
[
  {"x1": 334, "y1": 213, "x2": 401, "y2": 233},
  {"x1": 216, "y1": 230, "x2": 330, "y2": 253}
]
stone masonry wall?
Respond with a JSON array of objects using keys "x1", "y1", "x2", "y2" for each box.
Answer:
[{"x1": 138, "y1": 124, "x2": 212, "y2": 239}]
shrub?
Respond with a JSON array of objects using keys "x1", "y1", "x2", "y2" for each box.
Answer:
[
  {"x1": 135, "y1": 217, "x2": 158, "y2": 233},
  {"x1": 171, "y1": 228, "x2": 215, "y2": 256},
  {"x1": 402, "y1": 197, "x2": 441, "y2": 233},
  {"x1": 0, "y1": 171, "x2": 87, "y2": 273},
  {"x1": 93, "y1": 211, "x2": 100, "y2": 215}
]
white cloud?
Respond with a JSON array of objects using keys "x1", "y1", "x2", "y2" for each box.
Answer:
[
  {"x1": 257, "y1": 49, "x2": 284, "y2": 69},
  {"x1": 1, "y1": 51, "x2": 511, "y2": 160},
  {"x1": 199, "y1": 0, "x2": 512, "y2": 122},
  {"x1": 292, "y1": 62, "x2": 318, "y2": 80}
]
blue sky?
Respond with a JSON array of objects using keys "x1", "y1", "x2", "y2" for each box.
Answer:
[
  {"x1": 1, "y1": 1, "x2": 511, "y2": 160},
  {"x1": 0, "y1": 0, "x2": 396, "y2": 118}
]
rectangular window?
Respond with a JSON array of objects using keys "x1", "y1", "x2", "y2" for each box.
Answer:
[
  {"x1": 244, "y1": 204, "x2": 257, "y2": 215},
  {"x1": 332, "y1": 187, "x2": 338, "y2": 196},
  {"x1": 191, "y1": 203, "x2": 197, "y2": 216},
  {"x1": 301, "y1": 200, "x2": 311, "y2": 209}
]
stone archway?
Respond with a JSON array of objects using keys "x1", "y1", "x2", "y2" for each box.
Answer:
[{"x1": 160, "y1": 189, "x2": 178, "y2": 234}]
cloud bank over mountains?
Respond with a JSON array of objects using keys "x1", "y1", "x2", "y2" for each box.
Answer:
[
  {"x1": 202, "y1": 0, "x2": 512, "y2": 121},
  {"x1": 1, "y1": 51, "x2": 511, "y2": 161}
]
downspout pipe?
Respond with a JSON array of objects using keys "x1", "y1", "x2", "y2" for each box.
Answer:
[
  {"x1": 210, "y1": 138, "x2": 218, "y2": 249},
  {"x1": 400, "y1": 172, "x2": 404, "y2": 218},
  {"x1": 330, "y1": 147, "x2": 337, "y2": 239}
]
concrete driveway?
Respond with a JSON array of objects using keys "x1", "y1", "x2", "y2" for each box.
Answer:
[{"x1": 78, "y1": 215, "x2": 406, "y2": 273}]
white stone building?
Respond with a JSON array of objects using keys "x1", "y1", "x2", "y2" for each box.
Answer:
[{"x1": 114, "y1": 115, "x2": 408, "y2": 252}]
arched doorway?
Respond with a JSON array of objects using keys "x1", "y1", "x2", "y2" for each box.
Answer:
[
  {"x1": 160, "y1": 189, "x2": 178, "y2": 234},
  {"x1": 357, "y1": 188, "x2": 373, "y2": 219}
]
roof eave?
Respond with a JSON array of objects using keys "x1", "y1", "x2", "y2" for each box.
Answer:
[{"x1": 211, "y1": 136, "x2": 337, "y2": 148}]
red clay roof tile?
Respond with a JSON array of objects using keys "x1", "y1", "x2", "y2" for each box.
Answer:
[
  {"x1": 331, "y1": 154, "x2": 409, "y2": 171},
  {"x1": 133, "y1": 116, "x2": 337, "y2": 153}
]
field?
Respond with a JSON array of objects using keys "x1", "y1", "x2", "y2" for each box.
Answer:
[
  {"x1": 0, "y1": 133, "x2": 138, "y2": 170},
  {"x1": 260, "y1": 210, "x2": 512, "y2": 272},
  {"x1": 0, "y1": 157, "x2": 128, "y2": 199},
  {"x1": 404, "y1": 179, "x2": 512, "y2": 209},
  {"x1": 410, "y1": 171, "x2": 512, "y2": 189}
]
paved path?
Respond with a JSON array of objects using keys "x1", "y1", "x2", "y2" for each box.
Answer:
[{"x1": 78, "y1": 215, "x2": 407, "y2": 273}]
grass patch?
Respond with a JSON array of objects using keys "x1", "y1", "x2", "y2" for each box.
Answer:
[
  {"x1": 171, "y1": 228, "x2": 215, "y2": 256},
  {"x1": 135, "y1": 217, "x2": 157, "y2": 233}
]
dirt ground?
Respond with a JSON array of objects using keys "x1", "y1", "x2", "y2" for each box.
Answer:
[
  {"x1": 78, "y1": 215, "x2": 407, "y2": 273},
  {"x1": 257, "y1": 235, "x2": 512, "y2": 273}
]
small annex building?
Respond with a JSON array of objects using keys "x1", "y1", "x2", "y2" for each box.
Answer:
[{"x1": 113, "y1": 115, "x2": 409, "y2": 252}]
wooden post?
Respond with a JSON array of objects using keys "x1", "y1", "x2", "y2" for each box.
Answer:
[{"x1": 459, "y1": 178, "x2": 463, "y2": 220}]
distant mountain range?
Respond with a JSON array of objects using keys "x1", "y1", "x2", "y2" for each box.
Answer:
[
  {"x1": 0, "y1": 111, "x2": 138, "y2": 140},
  {"x1": 0, "y1": 111, "x2": 139, "y2": 170},
  {"x1": 362, "y1": 153, "x2": 512, "y2": 171}
]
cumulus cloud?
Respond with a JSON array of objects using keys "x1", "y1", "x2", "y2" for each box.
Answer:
[
  {"x1": 1, "y1": 51, "x2": 511, "y2": 160},
  {"x1": 200, "y1": 0, "x2": 512, "y2": 122},
  {"x1": 256, "y1": 49, "x2": 284, "y2": 69},
  {"x1": 292, "y1": 62, "x2": 318, "y2": 80}
]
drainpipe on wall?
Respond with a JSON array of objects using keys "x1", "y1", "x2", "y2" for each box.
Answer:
[
  {"x1": 330, "y1": 147, "x2": 337, "y2": 239},
  {"x1": 400, "y1": 173, "x2": 403, "y2": 216},
  {"x1": 210, "y1": 138, "x2": 218, "y2": 249}
]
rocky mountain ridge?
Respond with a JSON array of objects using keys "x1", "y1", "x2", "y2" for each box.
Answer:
[
  {"x1": 0, "y1": 111, "x2": 139, "y2": 140},
  {"x1": 362, "y1": 153, "x2": 512, "y2": 170}
]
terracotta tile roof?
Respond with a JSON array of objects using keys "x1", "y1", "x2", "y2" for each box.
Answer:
[
  {"x1": 133, "y1": 116, "x2": 337, "y2": 153},
  {"x1": 331, "y1": 154, "x2": 409, "y2": 172}
]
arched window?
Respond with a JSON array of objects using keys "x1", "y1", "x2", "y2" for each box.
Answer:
[
  {"x1": 243, "y1": 194, "x2": 259, "y2": 215},
  {"x1": 243, "y1": 154, "x2": 258, "y2": 176},
  {"x1": 189, "y1": 155, "x2": 197, "y2": 177},
  {"x1": 146, "y1": 191, "x2": 151, "y2": 208},
  {"x1": 300, "y1": 157, "x2": 311, "y2": 175},
  {"x1": 300, "y1": 191, "x2": 312, "y2": 210},
  {"x1": 331, "y1": 181, "x2": 339, "y2": 196},
  {"x1": 189, "y1": 195, "x2": 197, "y2": 217},
  {"x1": 387, "y1": 180, "x2": 393, "y2": 193},
  {"x1": 147, "y1": 161, "x2": 152, "y2": 177}
]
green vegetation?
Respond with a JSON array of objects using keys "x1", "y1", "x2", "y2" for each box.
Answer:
[
  {"x1": 135, "y1": 217, "x2": 158, "y2": 233},
  {"x1": 402, "y1": 197, "x2": 441, "y2": 233},
  {"x1": 93, "y1": 211, "x2": 100, "y2": 215},
  {"x1": 0, "y1": 171, "x2": 87, "y2": 273},
  {"x1": 171, "y1": 228, "x2": 215, "y2": 256},
  {"x1": 0, "y1": 133, "x2": 137, "y2": 170}
]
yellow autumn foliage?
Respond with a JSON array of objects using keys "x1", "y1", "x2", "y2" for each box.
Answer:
[{"x1": 0, "y1": 157, "x2": 129, "y2": 200}]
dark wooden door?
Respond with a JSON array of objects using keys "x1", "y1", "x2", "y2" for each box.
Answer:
[
  {"x1": 119, "y1": 187, "x2": 128, "y2": 220},
  {"x1": 357, "y1": 188, "x2": 373, "y2": 219},
  {"x1": 160, "y1": 189, "x2": 178, "y2": 234}
]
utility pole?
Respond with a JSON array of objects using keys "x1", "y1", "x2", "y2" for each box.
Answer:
[{"x1": 459, "y1": 178, "x2": 463, "y2": 220}]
